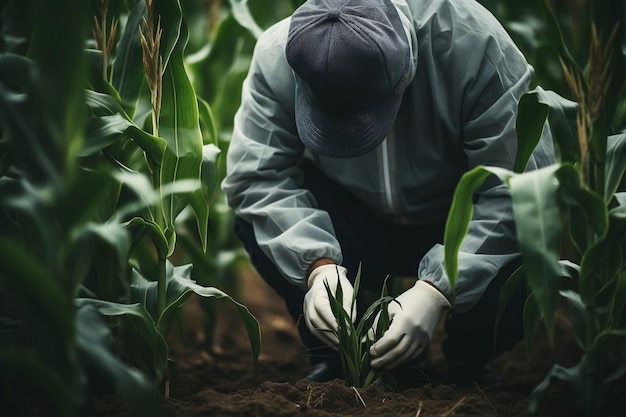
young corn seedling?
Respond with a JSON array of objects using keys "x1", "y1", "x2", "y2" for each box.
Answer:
[{"x1": 323, "y1": 265, "x2": 396, "y2": 388}]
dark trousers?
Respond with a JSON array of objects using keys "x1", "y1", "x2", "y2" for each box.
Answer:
[{"x1": 233, "y1": 161, "x2": 526, "y2": 372}]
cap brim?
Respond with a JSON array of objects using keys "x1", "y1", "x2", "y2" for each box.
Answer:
[{"x1": 294, "y1": 76, "x2": 403, "y2": 158}]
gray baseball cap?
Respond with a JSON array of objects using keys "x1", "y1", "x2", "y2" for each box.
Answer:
[{"x1": 286, "y1": 0, "x2": 411, "y2": 158}]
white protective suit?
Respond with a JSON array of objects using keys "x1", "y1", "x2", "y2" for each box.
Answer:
[{"x1": 222, "y1": 0, "x2": 555, "y2": 313}]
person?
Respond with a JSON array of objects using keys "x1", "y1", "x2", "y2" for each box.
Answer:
[{"x1": 222, "y1": 0, "x2": 555, "y2": 386}]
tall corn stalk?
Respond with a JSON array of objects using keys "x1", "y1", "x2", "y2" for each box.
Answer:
[
  {"x1": 0, "y1": 0, "x2": 263, "y2": 415},
  {"x1": 444, "y1": 1, "x2": 626, "y2": 415}
]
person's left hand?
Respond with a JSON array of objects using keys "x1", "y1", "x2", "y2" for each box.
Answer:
[{"x1": 369, "y1": 280, "x2": 451, "y2": 370}]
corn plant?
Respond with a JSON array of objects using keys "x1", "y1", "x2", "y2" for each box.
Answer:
[
  {"x1": 178, "y1": 0, "x2": 305, "y2": 350},
  {"x1": 444, "y1": 1, "x2": 625, "y2": 415},
  {"x1": 323, "y1": 265, "x2": 396, "y2": 388},
  {"x1": 84, "y1": 0, "x2": 261, "y2": 392},
  {"x1": 0, "y1": 0, "x2": 261, "y2": 415}
]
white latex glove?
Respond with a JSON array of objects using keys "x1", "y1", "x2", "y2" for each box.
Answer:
[
  {"x1": 369, "y1": 280, "x2": 451, "y2": 370},
  {"x1": 303, "y1": 264, "x2": 356, "y2": 347}
]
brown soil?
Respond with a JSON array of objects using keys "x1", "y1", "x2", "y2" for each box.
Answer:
[{"x1": 92, "y1": 266, "x2": 624, "y2": 417}]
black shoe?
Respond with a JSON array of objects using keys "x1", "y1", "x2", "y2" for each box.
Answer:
[
  {"x1": 443, "y1": 363, "x2": 504, "y2": 388},
  {"x1": 305, "y1": 361, "x2": 342, "y2": 382}
]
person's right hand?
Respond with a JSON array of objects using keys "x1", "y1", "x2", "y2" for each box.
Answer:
[{"x1": 303, "y1": 264, "x2": 356, "y2": 347}]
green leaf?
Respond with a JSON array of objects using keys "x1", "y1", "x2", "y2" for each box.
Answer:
[
  {"x1": 605, "y1": 133, "x2": 626, "y2": 201},
  {"x1": 0, "y1": 237, "x2": 72, "y2": 339},
  {"x1": 509, "y1": 165, "x2": 562, "y2": 342},
  {"x1": 556, "y1": 165, "x2": 608, "y2": 238},
  {"x1": 229, "y1": 0, "x2": 264, "y2": 39},
  {"x1": 579, "y1": 242, "x2": 604, "y2": 309},
  {"x1": 112, "y1": 170, "x2": 200, "y2": 226},
  {"x1": 559, "y1": 289, "x2": 588, "y2": 349},
  {"x1": 590, "y1": 0, "x2": 626, "y2": 126},
  {"x1": 527, "y1": 361, "x2": 585, "y2": 417},
  {"x1": 494, "y1": 264, "x2": 526, "y2": 347},
  {"x1": 0, "y1": 53, "x2": 33, "y2": 91},
  {"x1": 82, "y1": 114, "x2": 134, "y2": 156},
  {"x1": 523, "y1": 292, "x2": 542, "y2": 358},
  {"x1": 126, "y1": 217, "x2": 169, "y2": 259},
  {"x1": 84, "y1": 90, "x2": 166, "y2": 162},
  {"x1": 154, "y1": 0, "x2": 184, "y2": 71},
  {"x1": 189, "y1": 144, "x2": 221, "y2": 252},
  {"x1": 0, "y1": 350, "x2": 80, "y2": 417},
  {"x1": 197, "y1": 96, "x2": 218, "y2": 146},
  {"x1": 244, "y1": 0, "x2": 302, "y2": 30},
  {"x1": 595, "y1": 329, "x2": 626, "y2": 387},
  {"x1": 515, "y1": 92, "x2": 550, "y2": 172},
  {"x1": 75, "y1": 298, "x2": 169, "y2": 381},
  {"x1": 185, "y1": 13, "x2": 255, "y2": 128},
  {"x1": 158, "y1": 13, "x2": 203, "y2": 256},
  {"x1": 131, "y1": 261, "x2": 261, "y2": 369},
  {"x1": 71, "y1": 221, "x2": 131, "y2": 298},
  {"x1": 0, "y1": 66, "x2": 63, "y2": 184},
  {"x1": 611, "y1": 270, "x2": 626, "y2": 325},
  {"x1": 558, "y1": 260, "x2": 580, "y2": 291},
  {"x1": 539, "y1": 0, "x2": 585, "y2": 96},
  {"x1": 111, "y1": 170, "x2": 158, "y2": 221},
  {"x1": 444, "y1": 166, "x2": 513, "y2": 290},
  {"x1": 111, "y1": 0, "x2": 146, "y2": 116},
  {"x1": 28, "y1": 0, "x2": 89, "y2": 167},
  {"x1": 518, "y1": 88, "x2": 579, "y2": 167},
  {"x1": 75, "y1": 305, "x2": 164, "y2": 417}
]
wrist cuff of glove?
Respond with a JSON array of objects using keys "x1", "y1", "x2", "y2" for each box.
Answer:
[
  {"x1": 307, "y1": 264, "x2": 347, "y2": 289},
  {"x1": 415, "y1": 280, "x2": 451, "y2": 309}
]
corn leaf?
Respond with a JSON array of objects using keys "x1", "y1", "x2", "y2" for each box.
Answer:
[
  {"x1": 528, "y1": 361, "x2": 584, "y2": 417},
  {"x1": 71, "y1": 221, "x2": 131, "y2": 298},
  {"x1": 111, "y1": 0, "x2": 146, "y2": 116},
  {"x1": 0, "y1": 350, "x2": 79, "y2": 417},
  {"x1": 556, "y1": 165, "x2": 608, "y2": 239},
  {"x1": 515, "y1": 92, "x2": 549, "y2": 172},
  {"x1": 523, "y1": 292, "x2": 541, "y2": 357},
  {"x1": 242, "y1": 0, "x2": 301, "y2": 31},
  {"x1": 75, "y1": 305, "x2": 164, "y2": 417},
  {"x1": 0, "y1": 69, "x2": 62, "y2": 184},
  {"x1": 126, "y1": 217, "x2": 169, "y2": 259},
  {"x1": 444, "y1": 166, "x2": 514, "y2": 291},
  {"x1": 75, "y1": 298, "x2": 168, "y2": 383},
  {"x1": 0, "y1": 53, "x2": 32, "y2": 90},
  {"x1": 559, "y1": 289, "x2": 588, "y2": 350},
  {"x1": 515, "y1": 88, "x2": 579, "y2": 170},
  {"x1": 325, "y1": 271, "x2": 394, "y2": 388},
  {"x1": 324, "y1": 277, "x2": 362, "y2": 385},
  {"x1": 596, "y1": 329, "x2": 626, "y2": 387},
  {"x1": 27, "y1": 0, "x2": 89, "y2": 170},
  {"x1": 84, "y1": 90, "x2": 166, "y2": 162},
  {"x1": 494, "y1": 264, "x2": 526, "y2": 347},
  {"x1": 198, "y1": 97, "x2": 218, "y2": 146},
  {"x1": 229, "y1": 0, "x2": 264, "y2": 39},
  {"x1": 605, "y1": 133, "x2": 626, "y2": 201},
  {"x1": 538, "y1": 1, "x2": 584, "y2": 95},
  {"x1": 189, "y1": 144, "x2": 221, "y2": 252},
  {"x1": 154, "y1": 0, "x2": 183, "y2": 70},
  {"x1": 590, "y1": 0, "x2": 626, "y2": 128},
  {"x1": 158, "y1": 13, "x2": 203, "y2": 256},
  {"x1": 509, "y1": 165, "x2": 562, "y2": 342},
  {"x1": 0, "y1": 237, "x2": 72, "y2": 339},
  {"x1": 185, "y1": 13, "x2": 254, "y2": 129},
  {"x1": 131, "y1": 260, "x2": 261, "y2": 369}
]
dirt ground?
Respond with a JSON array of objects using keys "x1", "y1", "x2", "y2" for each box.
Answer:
[{"x1": 90, "y1": 265, "x2": 624, "y2": 417}]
